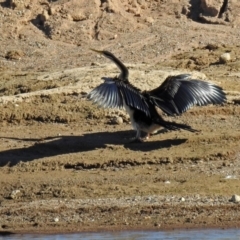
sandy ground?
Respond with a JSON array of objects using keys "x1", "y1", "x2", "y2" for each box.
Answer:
[{"x1": 1, "y1": 0, "x2": 240, "y2": 234}]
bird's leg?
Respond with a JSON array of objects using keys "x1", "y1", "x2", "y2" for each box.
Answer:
[
  {"x1": 129, "y1": 129, "x2": 147, "y2": 143},
  {"x1": 129, "y1": 129, "x2": 142, "y2": 143}
]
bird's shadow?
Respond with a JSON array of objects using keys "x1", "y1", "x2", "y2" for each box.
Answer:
[{"x1": 0, "y1": 130, "x2": 187, "y2": 167}]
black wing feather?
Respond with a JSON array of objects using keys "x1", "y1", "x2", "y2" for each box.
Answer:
[
  {"x1": 87, "y1": 78, "x2": 124, "y2": 109},
  {"x1": 116, "y1": 81, "x2": 150, "y2": 116},
  {"x1": 87, "y1": 77, "x2": 150, "y2": 116},
  {"x1": 148, "y1": 74, "x2": 226, "y2": 116}
]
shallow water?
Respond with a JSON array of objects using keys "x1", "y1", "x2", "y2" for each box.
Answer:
[{"x1": 1, "y1": 229, "x2": 240, "y2": 240}]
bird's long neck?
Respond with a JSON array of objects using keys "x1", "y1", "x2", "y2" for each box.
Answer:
[{"x1": 110, "y1": 54, "x2": 129, "y2": 81}]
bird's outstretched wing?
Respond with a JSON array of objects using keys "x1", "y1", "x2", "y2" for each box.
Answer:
[
  {"x1": 148, "y1": 74, "x2": 226, "y2": 116},
  {"x1": 87, "y1": 78, "x2": 124, "y2": 109},
  {"x1": 87, "y1": 77, "x2": 150, "y2": 116}
]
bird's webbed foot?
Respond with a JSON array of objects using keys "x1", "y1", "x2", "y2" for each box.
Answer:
[
  {"x1": 129, "y1": 137, "x2": 144, "y2": 143},
  {"x1": 129, "y1": 133, "x2": 150, "y2": 143}
]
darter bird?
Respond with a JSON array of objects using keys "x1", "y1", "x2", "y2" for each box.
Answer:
[{"x1": 87, "y1": 49, "x2": 226, "y2": 142}]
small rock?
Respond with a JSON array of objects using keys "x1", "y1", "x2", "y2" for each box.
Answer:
[
  {"x1": 219, "y1": 53, "x2": 231, "y2": 63},
  {"x1": 71, "y1": 13, "x2": 87, "y2": 22},
  {"x1": 225, "y1": 175, "x2": 237, "y2": 179},
  {"x1": 10, "y1": 189, "x2": 21, "y2": 199},
  {"x1": 180, "y1": 197, "x2": 185, "y2": 202},
  {"x1": 39, "y1": 10, "x2": 49, "y2": 23},
  {"x1": 145, "y1": 17, "x2": 154, "y2": 24},
  {"x1": 164, "y1": 180, "x2": 170, "y2": 184},
  {"x1": 112, "y1": 116, "x2": 123, "y2": 125},
  {"x1": 91, "y1": 62, "x2": 101, "y2": 66},
  {"x1": 49, "y1": 7, "x2": 55, "y2": 15},
  {"x1": 10, "y1": 0, "x2": 30, "y2": 10},
  {"x1": 5, "y1": 50, "x2": 24, "y2": 60},
  {"x1": 200, "y1": 0, "x2": 222, "y2": 17},
  {"x1": 54, "y1": 217, "x2": 59, "y2": 222},
  {"x1": 230, "y1": 194, "x2": 240, "y2": 203},
  {"x1": 205, "y1": 43, "x2": 219, "y2": 50}
]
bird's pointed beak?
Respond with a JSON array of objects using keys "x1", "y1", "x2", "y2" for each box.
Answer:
[{"x1": 90, "y1": 48, "x2": 103, "y2": 54}]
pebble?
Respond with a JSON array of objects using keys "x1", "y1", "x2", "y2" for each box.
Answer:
[
  {"x1": 145, "y1": 17, "x2": 154, "y2": 24},
  {"x1": 10, "y1": 189, "x2": 21, "y2": 199},
  {"x1": 219, "y1": 53, "x2": 231, "y2": 63},
  {"x1": 112, "y1": 116, "x2": 123, "y2": 125},
  {"x1": 146, "y1": 196, "x2": 152, "y2": 201},
  {"x1": 91, "y1": 62, "x2": 101, "y2": 66},
  {"x1": 230, "y1": 194, "x2": 240, "y2": 203},
  {"x1": 54, "y1": 217, "x2": 59, "y2": 222},
  {"x1": 225, "y1": 175, "x2": 237, "y2": 179},
  {"x1": 49, "y1": 7, "x2": 55, "y2": 15}
]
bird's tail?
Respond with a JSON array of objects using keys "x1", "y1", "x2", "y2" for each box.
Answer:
[{"x1": 158, "y1": 119, "x2": 199, "y2": 133}]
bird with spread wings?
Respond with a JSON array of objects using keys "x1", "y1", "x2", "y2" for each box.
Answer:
[{"x1": 88, "y1": 49, "x2": 226, "y2": 142}]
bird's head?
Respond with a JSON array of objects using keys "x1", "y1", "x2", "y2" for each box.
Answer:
[
  {"x1": 90, "y1": 48, "x2": 129, "y2": 81},
  {"x1": 90, "y1": 49, "x2": 115, "y2": 62}
]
